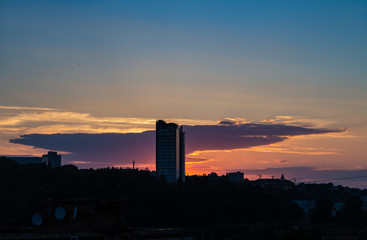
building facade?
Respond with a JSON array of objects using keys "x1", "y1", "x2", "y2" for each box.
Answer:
[
  {"x1": 42, "y1": 151, "x2": 62, "y2": 168},
  {"x1": 156, "y1": 120, "x2": 185, "y2": 183}
]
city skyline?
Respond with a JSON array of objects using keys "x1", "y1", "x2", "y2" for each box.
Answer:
[{"x1": 1, "y1": 0, "x2": 367, "y2": 188}]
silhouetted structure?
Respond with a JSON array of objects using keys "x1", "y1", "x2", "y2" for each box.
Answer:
[
  {"x1": 2, "y1": 160, "x2": 367, "y2": 239},
  {"x1": 33, "y1": 199, "x2": 126, "y2": 232},
  {"x1": 42, "y1": 151, "x2": 61, "y2": 168},
  {"x1": 254, "y1": 174, "x2": 294, "y2": 190},
  {"x1": 0, "y1": 199, "x2": 185, "y2": 240},
  {"x1": 7, "y1": 156, "x2": 43, "y2": 165},
  {"x1": 179, "y1": 125, "x2": 185, "y2": 182},
  {"x1": 208, "y1": 172, "x2": 220, "y2": 182},
  {"x1": 7, "y1": 151, "x2": 61, "y2": 168},
  {"x1": 227, "y1": 171, "x2": 245, "y2": 183},
  {"x1": 156, "y1": 120, "x2": 185, "y2": 183}
]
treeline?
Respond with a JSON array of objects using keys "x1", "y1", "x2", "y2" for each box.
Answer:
[{"x1": 1, "y1": 157, "x2": 367, "y2": 239}]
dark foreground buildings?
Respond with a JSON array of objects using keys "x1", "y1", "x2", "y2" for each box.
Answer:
[
  {"x1": 0, "y1": 199, "x2": 184, "y2": 240},
  {"x1": 156, "y1": 120, "x2": 185, "y2": 183}
]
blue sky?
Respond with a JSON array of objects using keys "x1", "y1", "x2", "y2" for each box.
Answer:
[{"x1": 2, "y1": 0, "x2": 366, "y2": 90}]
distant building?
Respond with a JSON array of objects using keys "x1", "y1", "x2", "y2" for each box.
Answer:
[
  {"x1": 208, "y1": 172, "x2": 220, "y2": 181},
  {"x1": 227, "y1": 172, "x2": 244, "y2": 183},
  {"x1": 8, "y1": 151, "x2": 61, "y2": 168},
  {"x1": 254, "y1": 174, "x2": 294, "y2": 190},
  {"x1": 43, "y1": 151, "x2": 62, "y2": 168},
  {"x1": 8, "y1": 156, "x2": 43, "y2": 165},
  {"x1": 156, "y1": 120, "x2": 185, "y2": 183}
]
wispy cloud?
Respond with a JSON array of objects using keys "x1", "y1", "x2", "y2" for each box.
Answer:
[
  {"x1": 0, "y1": 106, "x2": 58, "y2": 111},
  {"x1": 69, "y1": 161, "x2": 92, "y2": 164},
  {"x1": 217, "y1": 118, "x2": 249, "y2": 125},
  {"x1": 261, "y1": 115, "x2": 338, "y2": 128},
  {"x1": 0, "y1": 107, "x2": 215, "y2": 133},
  {"x1": 0, "y1": 111, "x2": 154, "y2": 127},
  {"x1": 0, "y1": 106, "x2": 215, "y2": 156},
  {"x1": 245, "y1": 144, "x2": 340, "y2": 155}
]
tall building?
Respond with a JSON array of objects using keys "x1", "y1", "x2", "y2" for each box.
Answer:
[{"x1": 156, "y1": 120, "x2": 185, "y2": 183}]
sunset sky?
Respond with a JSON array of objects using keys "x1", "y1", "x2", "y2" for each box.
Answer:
[{"x1": 1, "y1": 0, "x2": 367, "y2": 187}]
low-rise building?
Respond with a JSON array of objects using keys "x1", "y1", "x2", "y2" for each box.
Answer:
[
  {"x1": 8, "y1": 151, "x2": 62, "y2": 168},
  {"x1": 7, "y1": 156, "x2": 43, "y2": 165},
  {"x1": 227, "y1": 172, "x2": 244, "y2": 183},
  {"x1": 42, "y1": 151, "x2": 62, "y2": 168},
  {"x1": 254, "y1": 174, "x2": 294, "y2": 190}
]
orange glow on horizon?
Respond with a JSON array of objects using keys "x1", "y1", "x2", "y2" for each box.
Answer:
[{"x1": 1, "y1": 106, "x2": 365, "y2": 178}]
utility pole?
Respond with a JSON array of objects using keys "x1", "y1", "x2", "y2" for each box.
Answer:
[{"x1": 291, "y1": 178, "x2": 297, "y2": 184}]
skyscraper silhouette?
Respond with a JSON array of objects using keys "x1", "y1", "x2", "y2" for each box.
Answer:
[{"x1": 156, "y1": 120, "x2": 185, "y2": 183}]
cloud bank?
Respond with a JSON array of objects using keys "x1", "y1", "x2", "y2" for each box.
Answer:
[{"x1": 9, "y1": 123, "x2": 342, "y2": 168}]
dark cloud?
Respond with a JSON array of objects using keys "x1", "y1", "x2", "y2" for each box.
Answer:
[
  {"x1": 184, "y1": 124, "x2": 340, "y2": 153},
  {"x1": 217, "y1": 120, "x2": 236, "y2": 125},
  {"x1": 9, "y1": 123, "x2": 342, "y2": 168},
  {"x1": 10, "y1": 131, "x2": 155, "y2": 168},
  {"x1": 185, "y1": 156, "x2": 211, "y2": 163}
]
